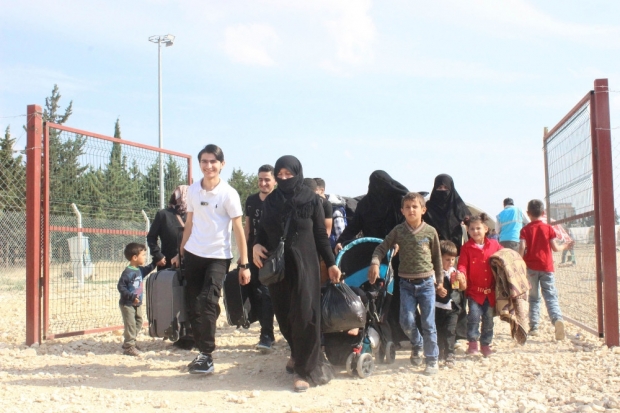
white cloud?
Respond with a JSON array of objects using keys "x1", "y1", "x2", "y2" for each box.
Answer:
[
  {"x1": 323, "y1": 0, "x2": 376, "y2": 66},
  {"x1": 224, "y1": 24, "x2": 280, "y2": 66}
]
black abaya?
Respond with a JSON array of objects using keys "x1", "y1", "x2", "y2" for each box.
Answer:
[{"x1": 255, "y1": 156, "x2": 336, "y2": 384}]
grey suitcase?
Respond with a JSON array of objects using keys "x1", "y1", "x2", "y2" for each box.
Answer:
[{"x1": 146, "y1": 268, "x2": 187, "y2": 341}]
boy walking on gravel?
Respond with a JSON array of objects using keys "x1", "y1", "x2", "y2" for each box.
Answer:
[
  {"x1": 117, "y1": 243, "x2": 156, "y2": 356},
  {"x1": 369, "y1": 192, "x2": 443, "y2": 375},
  {"x1": 519, "y1": 200, "x2": 568, "y2": 340}
]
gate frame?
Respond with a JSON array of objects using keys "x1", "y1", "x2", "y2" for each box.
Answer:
[
  {"x1": 25, "y1": 115, "x2": 192, "y2": 344},
  {"x1": 543, "y1": 78, "x2": 619, "y2": 347}
]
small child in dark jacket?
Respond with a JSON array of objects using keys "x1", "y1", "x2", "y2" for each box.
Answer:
[
  {"x1": 117, "y1": 242, "x2": 155, "y2": 356},
  {"x1": 435, "y1": 240, "x2": 467, "y2": 366}
]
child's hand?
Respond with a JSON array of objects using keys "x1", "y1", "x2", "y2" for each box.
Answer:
[
  {"x1": 368, "y1": 264, "x2": 379, "y2": 284},
  {"x1": 133, "y1": 297, "x2": 140, "y2": 305},
  {"x1": 436, "y1": 284, "x2": 448, "y2": 298},
  {"x1": 456, "y1": 271, "x2": 467, "y2": 290}
]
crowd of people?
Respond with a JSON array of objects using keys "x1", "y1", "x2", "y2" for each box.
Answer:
[{"x1": 116, "y1": 143, "x2": 573, "y2": 393}]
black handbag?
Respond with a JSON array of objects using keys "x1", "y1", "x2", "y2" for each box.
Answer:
[{"x1": 259, "y1": 214, "x2": 292, "y2": 286}]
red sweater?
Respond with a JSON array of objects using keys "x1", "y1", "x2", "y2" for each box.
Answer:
[{"x1": 457, "y1": 237, "x2": 502, "y2": 306}]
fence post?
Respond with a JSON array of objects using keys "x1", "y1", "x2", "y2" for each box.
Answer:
[
  {"x1": 592, "y1": 78, "x2": 619, "y2": 347},
  {"x1": 26, "y1": 105, "x2": 43, "y2": 346}
]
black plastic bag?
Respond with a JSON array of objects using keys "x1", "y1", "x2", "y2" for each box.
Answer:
[{"x1": 321, "y1": 283, "x2": 366, "y2": 334}]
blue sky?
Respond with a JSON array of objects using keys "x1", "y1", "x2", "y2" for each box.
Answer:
[{"x1": 2, "y1": 0, "x2": 620, "y2": 218}]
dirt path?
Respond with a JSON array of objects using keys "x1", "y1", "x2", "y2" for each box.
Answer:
[{"x1": 1, "y1": 290, "x2": 619, "y2": 412}]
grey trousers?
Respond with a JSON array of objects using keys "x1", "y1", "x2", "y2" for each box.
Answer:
[{"x1": 120, "y1": 304, "x2": 143, "y2": 348}]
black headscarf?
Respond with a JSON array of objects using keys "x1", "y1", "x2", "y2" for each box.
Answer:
[
  {"x1": 424, "y1": 174, "x2": 470, "y2": 243},
  {"x1": 266, "y1": 155, "x2": 316, "y2": 217},
  {"x1": 359, "y1": 170, "x2": 409, "y2": 238}
]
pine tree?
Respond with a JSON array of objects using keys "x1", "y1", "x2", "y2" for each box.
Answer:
[
  {"x1": 227, "y1": 168, "x2": 258, "y2": 216},
  {"x1": 164, "y1": 155, "x2": 186, "y2": 196},
  {"x1": 42, "y1": 85, "x2": 87, "y2": 215},
  {"x1": 0, "y1": 126, "x2": 25, "y2": 211}
]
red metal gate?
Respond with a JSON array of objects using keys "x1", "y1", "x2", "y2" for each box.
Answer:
[
  {"x1": 25, "y1": 106, "x2": 192, "y2": 343},
  {"x1": 543, "y1": 79, "x2": 619, "y2": 346}
]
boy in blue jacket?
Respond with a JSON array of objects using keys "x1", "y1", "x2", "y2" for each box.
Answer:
[{"x1": 117, "y1": 242, "x2": 155, "y2": 356}]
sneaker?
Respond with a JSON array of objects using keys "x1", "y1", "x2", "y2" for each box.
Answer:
[
  {"x1": 481, "y1": 345, "x2": 494, "y2": 358},
  {"x1": 293, "y1": 374, "x2": 310, "y2": 392},
  {"x1": 123, "y1": 346, "x2": 141, "y2": 357},
  {"x1": 410, "y1": 347, "x2": 423, "y2": 366},
  {"x1": 445, "y1": 353, "x2": 455, "y2": 367},
  {"x1": 466, "y1": 341, "x2": 479, "y2": 355},
  {"x1": 286, "y1": 357, "x2": 295, "y2": 374},
  {"x1": 188, "y1": 353, "x2": 214, "y2": 375},
  {"x1": 256, "y1": 335, "x2": 274, "y2": 354},
  {"x1": 423, "y1": 361, "x2": 439, "y2": 376},
  {"x1": 555, "y1": 320, "x2": 566, "y2": 340},
  {"x1": 529, "y1": 328, "x2": 539, "y2": 337}
]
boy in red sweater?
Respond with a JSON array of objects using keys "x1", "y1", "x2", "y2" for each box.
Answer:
[{"x1": 519, "y1": 199, "x2": 568, "y2": 340}]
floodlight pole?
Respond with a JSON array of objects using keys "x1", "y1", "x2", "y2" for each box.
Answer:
[{"x1": 149, "y1": 34, "x2": 175, "y2": 209}]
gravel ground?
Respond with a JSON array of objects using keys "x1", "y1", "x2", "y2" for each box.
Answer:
[{"x1": 1, "y1": 291, "x2": 620, "y2": 413}]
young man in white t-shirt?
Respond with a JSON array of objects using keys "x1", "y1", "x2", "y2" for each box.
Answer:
[{"x1": 172, "y1": 144, "x2": 250, "y2": 375}]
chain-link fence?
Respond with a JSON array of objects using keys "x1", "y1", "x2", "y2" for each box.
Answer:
[
  {"x1": 0, "y1": 160, "x2": 27, "y2": 347},
  {"x1": 544, "y1": 97, "x2": 599, "y2": 332},
  {"x1": 42, "y1": 124, "x2": 191, "y2": 338}
]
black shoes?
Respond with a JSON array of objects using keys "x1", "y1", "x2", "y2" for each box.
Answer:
[{"x1": 188, "y1": 353, "x2": 214, "y2": 375}]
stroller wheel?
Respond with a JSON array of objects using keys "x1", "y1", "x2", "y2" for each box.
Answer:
[
  {"x1": 345, "y1": 352, "x2": 356, "y2": 376},
  {"x1": 356, "y1": 353, "x2": 374, "y2": 378},
  {"x1": 385, "y1": 341, "x2": 396, "y2": 364}
]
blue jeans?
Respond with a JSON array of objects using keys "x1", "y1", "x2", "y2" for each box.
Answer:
[
  {"x1": 399, "y1": 278, "x2": 438, "y2": 363},
  {"x1": 527, "y1": 269, "x2": 563, "y2": 330},
  {"x1": 467, "y1": 297, "x2": 494, "y2": 346}
]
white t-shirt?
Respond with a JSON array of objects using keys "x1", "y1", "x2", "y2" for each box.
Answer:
[{"x1": 184, "y1": 179, "x2": 243, "y2": 259}]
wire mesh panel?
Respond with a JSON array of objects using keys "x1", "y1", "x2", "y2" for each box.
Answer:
[
  {"x1": 0, "y1": 143, "x2": 26, "y2": 335},
  {"x1": 612, "y1": 129, "x2": 620, "y2": 333},
  {"x1": 544, "y1": 98, "x2": 599, "y2": 332},
  {"x1": 43, "y1": 124, "x2": 191, "y2": 338}
]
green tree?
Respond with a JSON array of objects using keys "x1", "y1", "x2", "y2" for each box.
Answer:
[
  {"x1": 227, "y1": 168, "x2": 258, "y2": 216},
  {"x1": 42, "y1": 85, "x2": 87, "y2": 215},
  {"x1": 0, "y1": 126, "x2": 25, "y2": 211},
  {"x1": 164, "y1": 155, "x2": 185, "y2": 197}
]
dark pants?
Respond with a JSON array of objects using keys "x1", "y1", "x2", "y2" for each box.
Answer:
[
  {"x1": 435, "y1": 306, "x2": 458, "y2": 357},
  {"x1": 248, "y1": 263, "x2": 275, "y2": 340},
  {"x1": 184, "y1": 251, "x2": 230, "y2": 355}
]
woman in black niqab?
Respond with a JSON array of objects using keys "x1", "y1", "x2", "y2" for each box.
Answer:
[
  {"x1": 253, "y1": 155, "x2": 340, "y2": 391},
  {"x1": 423, "y1": 174, "x2": 471, "y2": 255},
  {"x1": 336, "y1": 170, "x2": 409, "y2": 246}
]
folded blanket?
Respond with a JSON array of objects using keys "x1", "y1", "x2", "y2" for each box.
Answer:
[{"x1": 490, "y1": 248, "x2": 531, "y2": 345}]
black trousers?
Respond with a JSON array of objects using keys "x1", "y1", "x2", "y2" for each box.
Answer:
[
  {"x1": 248, "y1": 263, "x2": 275, "y2": 340},
  {"x1": 184, "y1": 251, "x2": 230, "y2": 355},
  {"x1": 436, "y1": 306, "x2": 459, "y2": 357}
]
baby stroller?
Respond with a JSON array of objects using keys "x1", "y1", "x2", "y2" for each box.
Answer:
[{"x1": 323, "y1": 237, "x2": 396, "y2": 378}]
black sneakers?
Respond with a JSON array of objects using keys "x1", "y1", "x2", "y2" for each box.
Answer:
[
  {"x1": 256, "y1": 335, "x2": 274, "y2": 354},
  {"x1": 188, "y1": 353, "x2": 214, "y2": 375}
]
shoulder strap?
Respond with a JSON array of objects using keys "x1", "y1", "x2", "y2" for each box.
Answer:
[
  {"x1": 175, "y1": 214, "x2": 185, "y2": 228},
  {"x1": 281, "y1": 213, "x2": 292, "y2": 242}
]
